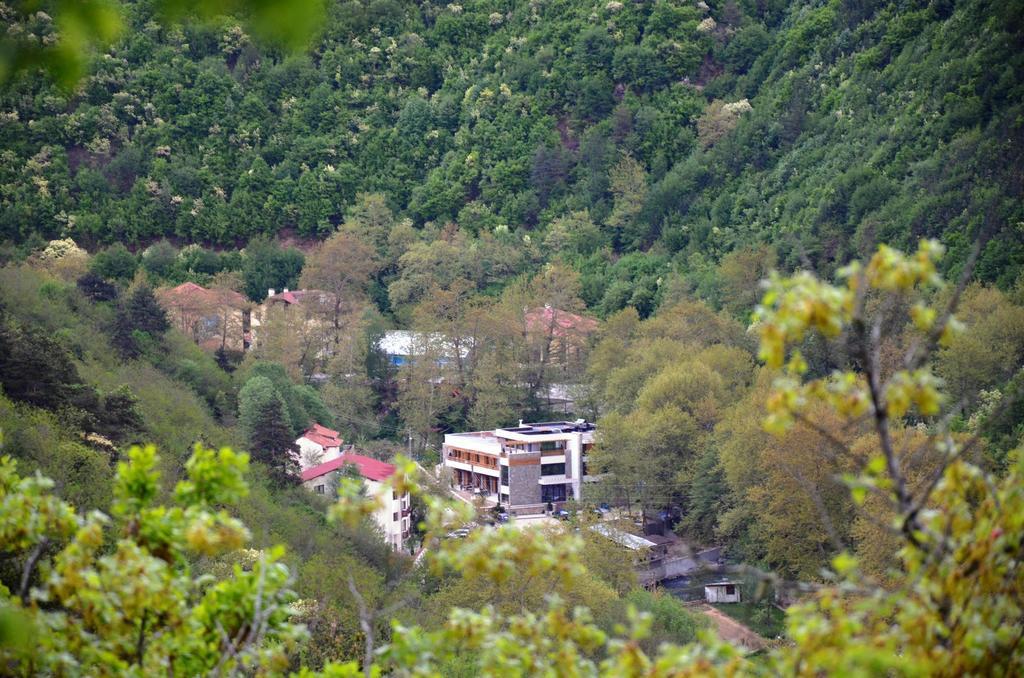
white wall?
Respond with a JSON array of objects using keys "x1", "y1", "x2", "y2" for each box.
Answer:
[
  {"x1": 303, "y1": 471, "x2": 409, "y2": 550},
  {"x1": 296, "y1": 438, "x2": 340, "y2": 471},
  {"x1": 704, "y1": 585, "x2": 741, "y2": 603},
  {"x1": 365, "y1": 477, "x2": 410, "y2": 551}
]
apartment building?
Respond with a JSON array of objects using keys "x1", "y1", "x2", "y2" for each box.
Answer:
[
  {"x1": 442, "y1": 420, "x2": 595, "y2": 515},
  {"x1": 301, "y1": 453, "x2": 411, "y2": 550}
]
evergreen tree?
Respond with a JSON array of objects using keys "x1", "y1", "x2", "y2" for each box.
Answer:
[
  {"x1": 112, "y1": 284, "x2": 170, "y2": 358},
  {"x1": 76, "y1": 271, "x2": 119, "y2": 302},
  {"x1": 251, "y1": 395, "x2": 300, "y2": 483},
  {"x1": 95, "y1": 385, "x2": 145, "y2": 443},
  {"x1": 238, "y1": 375, "x2": 300, "y2": 484},
  {"x1": 0, "y1": 312, "x2": 82, "y2": 409}
]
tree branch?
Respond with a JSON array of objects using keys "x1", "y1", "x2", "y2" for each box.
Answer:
[{"x1": 19, "y1": 536, "x2": 48, "y2": 604}]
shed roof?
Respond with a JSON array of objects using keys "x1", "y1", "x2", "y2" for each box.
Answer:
[{"x1": 590, "y1": 523, "x2": 656, "y2": 550}]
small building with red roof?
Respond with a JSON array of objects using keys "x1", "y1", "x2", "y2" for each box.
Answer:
[
  {"x1": 249, "y1": 287, "x2": 334, "y2": 355},
  {"x1": 157, "y1": 282, "x2": 251, "y2": 352},
  {"x1": 524, "y1": 305, "x2": 599, "y2": 368},
  {"x1": 295, "y1": 423, "x2": 344, "y2": 470},
  {"x1": 301, "y1": 451, "x2": 410, "y2": 550}
]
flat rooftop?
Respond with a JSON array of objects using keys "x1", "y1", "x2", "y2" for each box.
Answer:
[
  {"x1": 447, "y1": 430, "x2": 497, "y2": 440},
  {"x1": 497, "y1": 420, "x2": 595, "y2": 435}
]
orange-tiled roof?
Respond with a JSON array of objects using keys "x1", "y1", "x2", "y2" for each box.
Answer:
[
  {"x1": 299, "y1": 423, "x2": 343, "y2": 449},
  {"x1": 158, "y1": 282, "x2": 248, "y2": 309}
]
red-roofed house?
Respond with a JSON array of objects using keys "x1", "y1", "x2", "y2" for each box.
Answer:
[
  {"x1": 296, "y1": 423, "x2": 344, "y2": 469},
  {"x1": 524, "y1": 305, "x2": 599, "y2": 368},
  {"x1": 301, "y1": 453, "x2": 410, "y2": 550},
  {"x1": 249, "y1": 288, "x2": 335, "y2": 357},
  {"x1": 157, "y1": 282, "x2": 251, "y2": 351}
]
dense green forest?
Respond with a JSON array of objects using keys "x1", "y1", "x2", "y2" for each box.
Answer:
[
  {"x1": 2, "y1": 0, "x2": 1024, "y2": 674},
  {"x1": 3, "y1": 0, "x2": 1023, "y2": 319}
]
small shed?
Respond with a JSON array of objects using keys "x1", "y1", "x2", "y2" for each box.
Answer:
[{"x1": 704, "y1": 581, "x2": 741, "y2": 603}]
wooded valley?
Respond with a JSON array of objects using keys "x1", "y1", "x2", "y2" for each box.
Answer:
[{"x1": 0, "y1": 0, "x2": 1022, "y2": 674}]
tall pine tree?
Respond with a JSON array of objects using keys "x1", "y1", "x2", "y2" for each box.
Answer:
[
  {"x1": 238, "y1": 375, "x2": 299, "y2": 484},
  {"x1": 112, "y1": 284, "x2": 169, "y2": 358}
]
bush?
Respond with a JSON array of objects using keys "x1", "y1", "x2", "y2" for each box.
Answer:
[{"x1": 90, "y1": 243, "x2": 138, "y2": 282}]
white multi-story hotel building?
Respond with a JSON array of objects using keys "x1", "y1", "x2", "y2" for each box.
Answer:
[{"x1": 442, "y1": 420, "x2": 596, "y2": 515}]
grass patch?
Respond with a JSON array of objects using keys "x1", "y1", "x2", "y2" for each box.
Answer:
[{"x1": 711, "y1": 602, "x2": 787, "y2": 639}]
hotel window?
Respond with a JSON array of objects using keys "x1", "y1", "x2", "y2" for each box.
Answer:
[{"x1": 541, "y1": 463, "x2": 565, "y2": 476}]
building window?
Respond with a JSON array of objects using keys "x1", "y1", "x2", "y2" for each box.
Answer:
[
  {"x1": 393, "y1": 512, "x2": 398, "y2": 522},
  {"x1": 393, "y1": 491, "x2": 397, "y2": 500},
  {"x1": 541, "y1": 463, "x2": 565, "y2": 476},
  {"x1": 725, "y1": 585, "x2": 735, "y2": 596},
  {"x1": 540, "y1": 440, "x2": 564, "y2": 452},
  {"x1": 500, "y1": 493, "x2": 509, "y2": 504},
  {"x1": 541, "y1": 484, "x2": 567, "y2": 503},
  {"x1": 500, "y1": 465, "x2": 509, "y2": 485},
  {"x1": 314, "y1": 485, "x2": 325, "y2": 494}
]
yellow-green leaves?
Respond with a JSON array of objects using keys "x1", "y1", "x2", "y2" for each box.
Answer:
[
  {"x1": 327, "y1": 476, "x2": 383, "y2": 528},
  {"x1": 183, "y1": 509, "x2": 249, "y2": 555},
  {"x1": 175, "y1": 444, "x2": 250, "y2": 507},
  {"x1": 910, "y1": 302, "x2": 937, "y2": 332},
  {"x1": 884, "y1": 369, "x2": 944, "y2": 418},
  {"x1": 0, "y1": 443, "x2": 303, "y2": 675},
  {"x1": 831, "y1": 552, "x2": 858, "y2": 576},
  {"x1": 865, "y1": 240, "x2": 944, "y2": 292},
  {"x1": 756, "y1": 240, "x2": 953, "y2": 435},
  {"x1": 0, "y1": 455, "x2": 78, "y2": 553},
  {"x1": 112, "y1": 444, "x2": 160, "y2": 517},
  {"x1": 783, "y1": 456, "x2": 1024, "y2": 676},
  {"x1": 754, "y1": 271, "x2": 853, "y2": 370}
]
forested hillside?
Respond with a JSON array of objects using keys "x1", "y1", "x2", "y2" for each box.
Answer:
[
  {"x1": 2, "y1": 0, "x2": 1024, "y2": 673},
  {"x1": 2, "y1": 0, "x2": 1023, "y2": 319}
]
